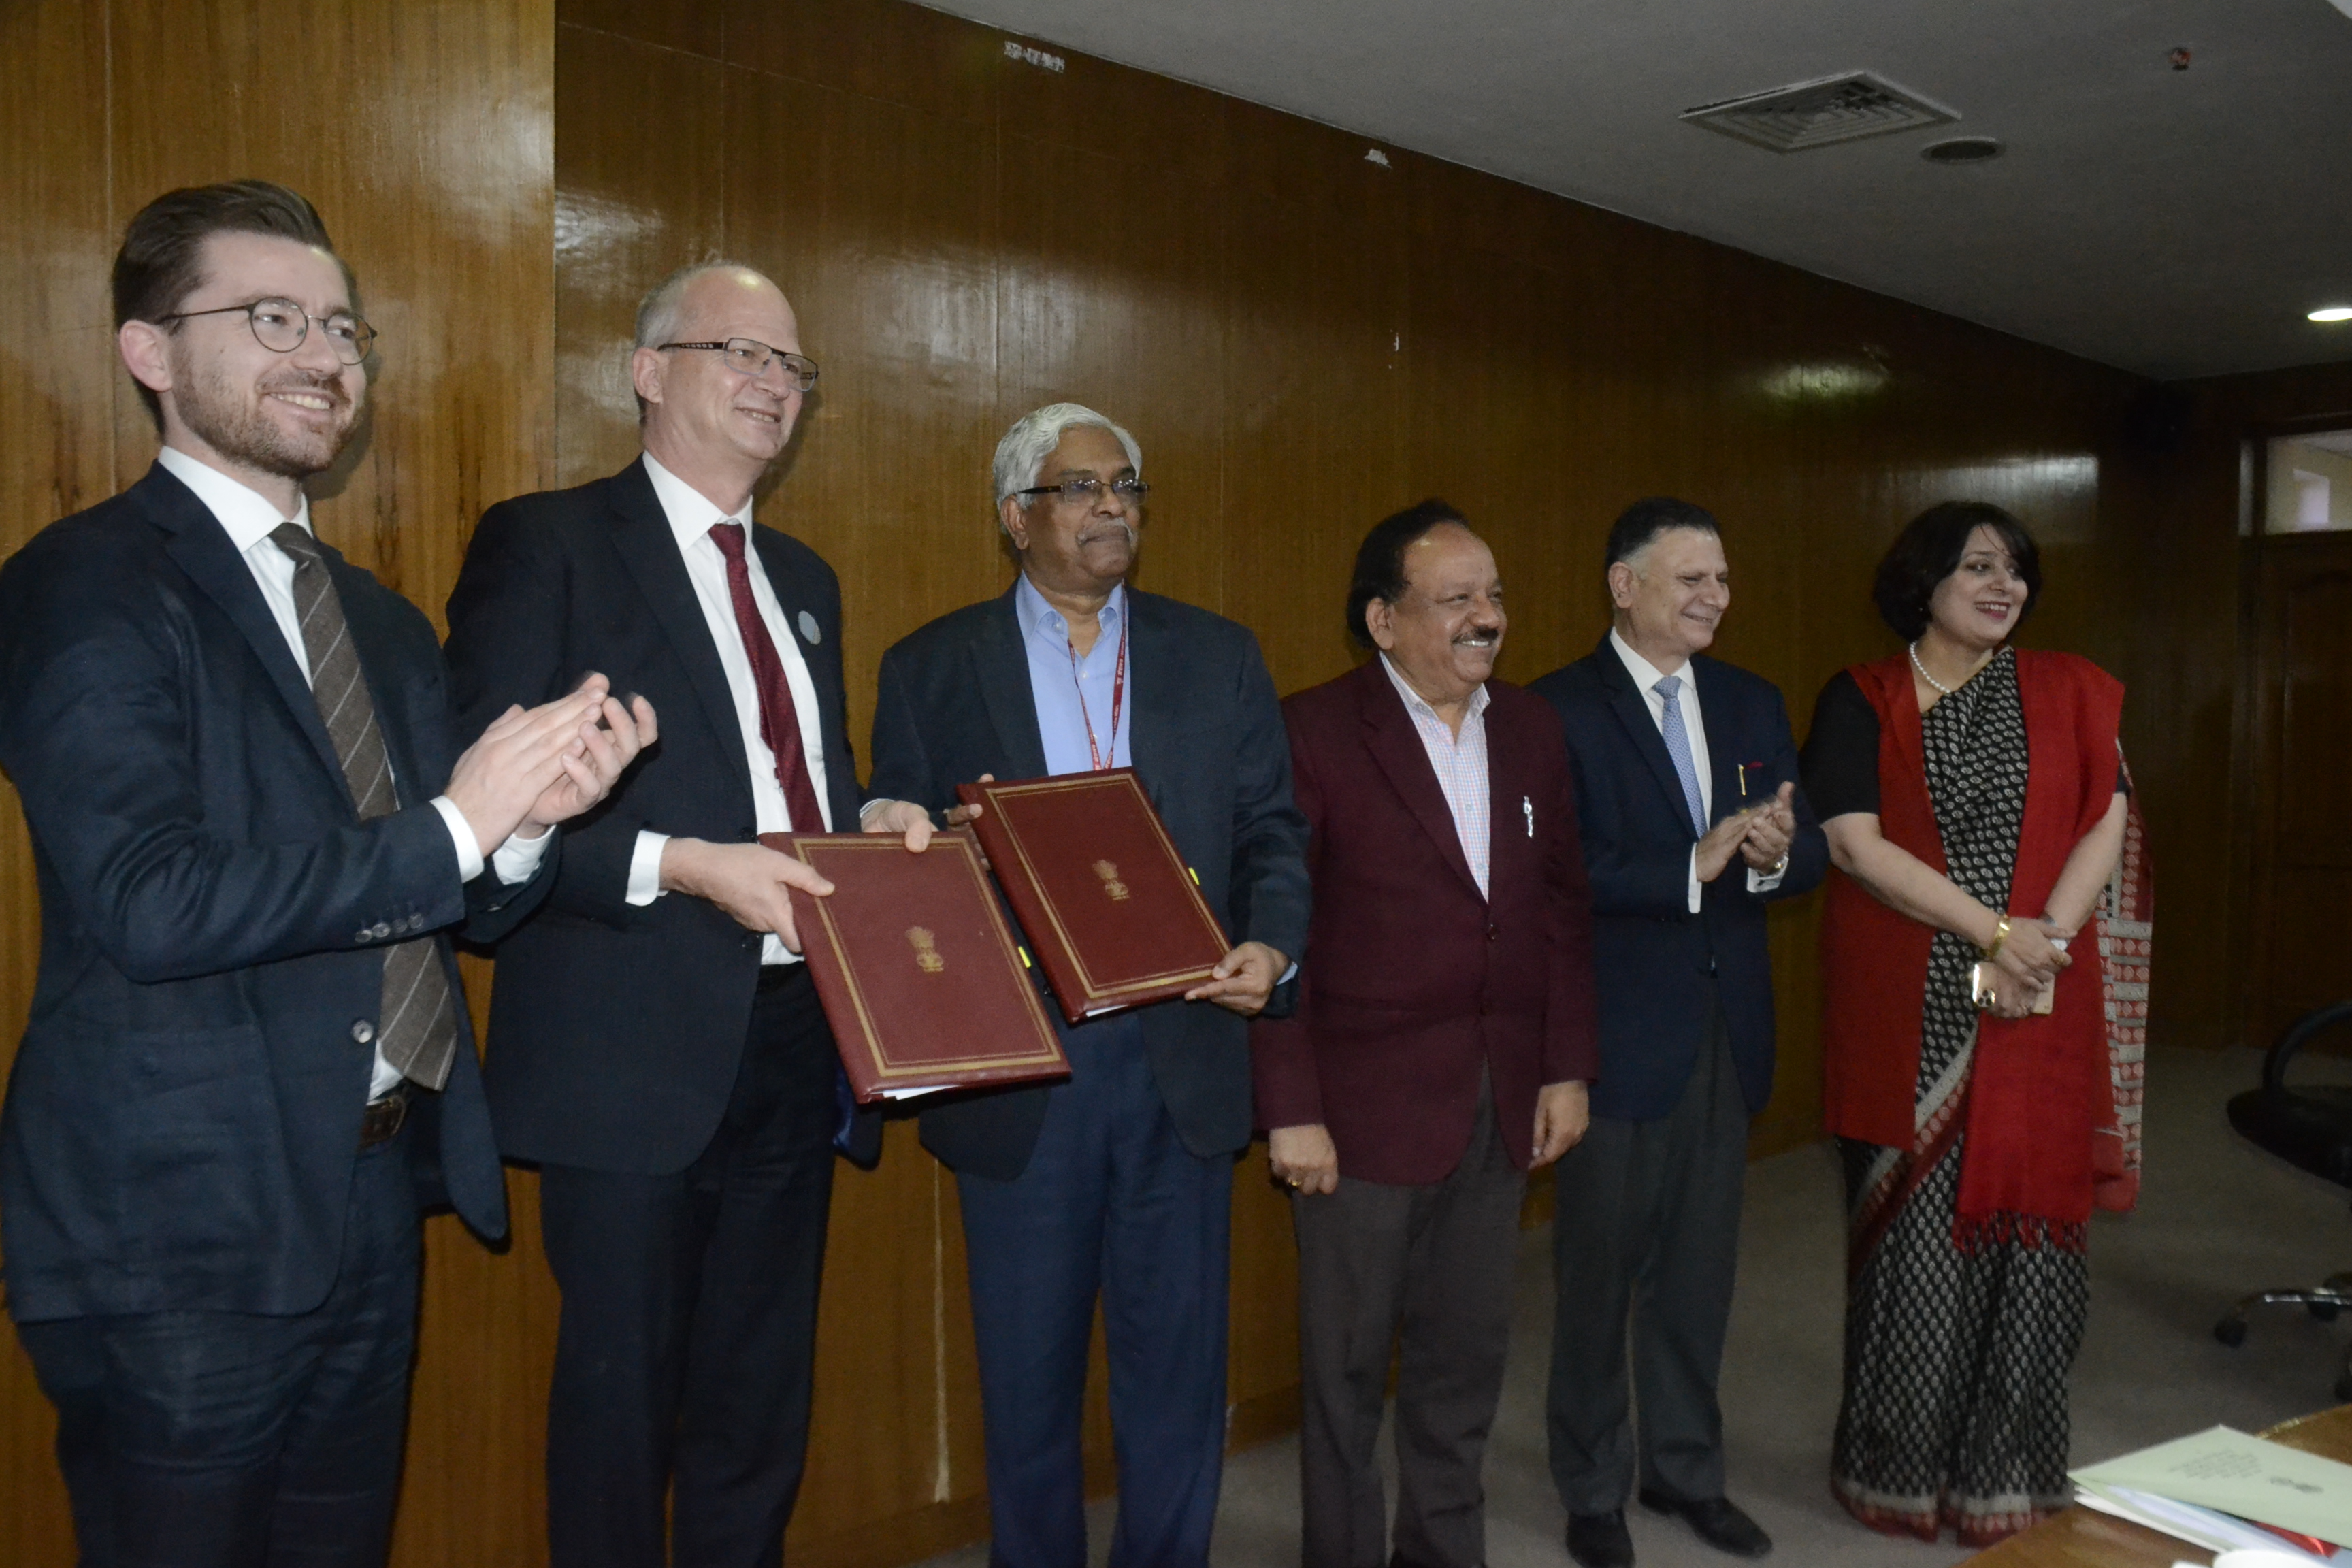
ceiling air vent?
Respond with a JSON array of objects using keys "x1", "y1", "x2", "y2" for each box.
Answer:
[{"x1": 1680, "y1": 70, "x2": 1959, "y2": 153}]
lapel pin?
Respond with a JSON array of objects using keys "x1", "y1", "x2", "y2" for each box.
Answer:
[
  {"x1": 1523, "y1": 796, "x2": 1534, "y2": 837},
  {"x1": 797, "y1": 610, "x2": 821, "y2": 646}
]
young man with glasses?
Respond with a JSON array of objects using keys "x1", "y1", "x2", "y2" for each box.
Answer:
[
  {"x1": 0, "y1": 179, "x2": 649, "y2": 1563},
  {"x1": 442, "y1": 260, "x2": 934, "y2": 1568},
  {"x1": 866, "y1": 402, "x2": 1311, "y2": 1568}
]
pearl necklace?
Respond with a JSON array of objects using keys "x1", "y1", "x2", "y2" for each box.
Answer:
[{"x1": 1909, "y1": 640, "x2": 1959, "y2": 696}]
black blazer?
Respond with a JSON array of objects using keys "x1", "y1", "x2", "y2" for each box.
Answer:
[
  {"x1": 443, "y1": 458, "x2": 872, "y2": 1175},
  {"x1": 1528, "y1": 635, "x2": 1826, "y2": 1122},
  {"x1": 0, "y1": 463, "x2": 531, "y2": 1323},
  {"x1": 868, "y1": 583, "x2": 1312, "y2": 1181}
]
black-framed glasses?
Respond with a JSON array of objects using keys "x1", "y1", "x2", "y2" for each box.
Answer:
[
  {"x1": 156, "y1": 298, "x2": 376, "y2": 365},
  {"x1": 1017, "y1": 476, "x2": 1150, "y2": 507},
  {"x1": 657, "y1": 338, "x2": 819, "y2": 391}
]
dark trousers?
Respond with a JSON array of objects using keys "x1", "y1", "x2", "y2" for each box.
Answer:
[
  {"x1": 16, "y1": 1127, "x2": 421, "y2": 1568},
  {"x1": 1546, "y1": 1003, "x2": 1748, "y2": 1514},
  {"x1": 1293, "y1": 1080, "x2": 1524, "y2": 1568},
  {"x1": 956, "y1": 1013, "x2": 1232, "y2": 1568},
  {"x1": 538, "y1": 966, "x2": 838, "y2": 1568}
]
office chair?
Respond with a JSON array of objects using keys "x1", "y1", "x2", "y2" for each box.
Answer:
[{"x1": 2215, "y1": 1000, "x2": 2352, "y2": 1399}]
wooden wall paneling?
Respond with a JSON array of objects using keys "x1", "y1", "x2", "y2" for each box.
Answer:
[
  {"x1": 1401, "y1": 212, "x2": 1608, "y2": 688},
  {"x1": 993, "y1": 128, "x2": 1234, "y2": 618},
  {"x1": 1216, "y1": 102, "x2": 1411, "y2": 697},
  {"x1": 0, "y1": 0, "x2": 114, "y2": 1553},
  {"x1": 553, "y1": 20, "x2": 727, "y2": 489}
]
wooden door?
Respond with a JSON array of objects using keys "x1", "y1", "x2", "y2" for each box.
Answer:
[{"x1": 2245, "y1": 529, "x2": 2352, "y2": 1047}]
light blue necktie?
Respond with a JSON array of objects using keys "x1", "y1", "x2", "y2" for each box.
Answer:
[{"x1": 1655, "y1": 674, "x2": 1708, "y2": 838}]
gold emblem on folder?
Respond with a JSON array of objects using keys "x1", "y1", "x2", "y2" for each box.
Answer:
[
  {"x1": 907, "y1": 926, "x2": 945, "y2": 973},
  {"x1": 1092, "y1": 860, "x2": 1130, "y2": 902}
]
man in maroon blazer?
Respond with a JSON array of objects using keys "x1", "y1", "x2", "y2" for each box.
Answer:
[{"x1": 1252, "y1": 500, "x2": 1601, "y2": 1568}]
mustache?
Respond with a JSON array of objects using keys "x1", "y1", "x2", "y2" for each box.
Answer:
[{"x1": 1078, "y1": 519, "x2": 1138, "y2": 549}]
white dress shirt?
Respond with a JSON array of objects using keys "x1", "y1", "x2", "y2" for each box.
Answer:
[
  {"x1": 156, "y1": 446, "x2": 552, "y2": 1098},
  {"x1": 623, "y1": 453, "x2": 833, "y2": 966},
  {"x1": 1606, "y1": 628, "x2": 1784, "y2": 913},
  {"x1": 1379, "y1": 655, "x2": 1492, "y2": 898}
]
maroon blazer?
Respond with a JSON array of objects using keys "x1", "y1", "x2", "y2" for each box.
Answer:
[{"x1": 1252, "y1": 659, "x2": 1601, "y2": 1186}]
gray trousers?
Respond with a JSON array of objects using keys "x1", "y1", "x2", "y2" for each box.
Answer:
[
  {"x1": 1546, "y1": 1005, "x2": 1749, "y2": 1514},
  {"x1": 1293, "y1": 1082, "x2": 1527, "y2": 1568}
]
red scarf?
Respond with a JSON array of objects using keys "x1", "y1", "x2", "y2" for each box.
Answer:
[{"x1": 1820, "y1": 648, "x2": 2124, "y2": 1245}]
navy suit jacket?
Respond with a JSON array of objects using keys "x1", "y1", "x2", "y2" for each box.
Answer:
[
  {"x1": 0, "y1": 463, "x2": 531, "y2": 1324},
  {"x1": 442, "y1": 458, "x2": 875, "y2": 1175},
  {"x1": 868, "y1": 583, "x2": 1312, "y2": 1182},
  {"x1": 1528, "y1": 635, "x2": 1826, "y2": 1122}
]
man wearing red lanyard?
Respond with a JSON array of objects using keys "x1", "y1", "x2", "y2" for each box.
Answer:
[{"x1": 869, "y1": 403, "x2": 1311, "y2": 1568}]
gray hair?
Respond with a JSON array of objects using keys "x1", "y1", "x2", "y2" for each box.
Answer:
[{"x1": 991, "y1": 403, "x2": 1142, "y2": 515}]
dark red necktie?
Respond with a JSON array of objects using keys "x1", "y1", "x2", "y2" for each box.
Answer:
[{"x1": 708, "y1": 521, "x2": 826, "y2": 832}]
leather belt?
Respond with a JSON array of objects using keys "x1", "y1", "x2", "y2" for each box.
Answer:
[{"x1": 359, "y1": 1088, "x2": 408, "y2": 1150}]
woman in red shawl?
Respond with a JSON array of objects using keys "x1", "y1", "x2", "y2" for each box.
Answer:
[{"x1": 1801, "y1": 502, "x2": 2128, "y2": 1546}]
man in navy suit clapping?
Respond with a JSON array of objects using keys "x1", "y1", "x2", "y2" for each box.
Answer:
[{"x1": 1530, "y1": 497, "x2": 1827, "y2": 1568}]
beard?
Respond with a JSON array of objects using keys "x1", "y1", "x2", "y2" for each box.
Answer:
[{"x1": 170, "y1": 349, "x2": 357, "y2": 481}]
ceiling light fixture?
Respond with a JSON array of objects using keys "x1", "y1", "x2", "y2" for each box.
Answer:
[
  {"x1": 1922, "y1": 136, "x2": 2004, "y2": 164},
  {"x1": 2311, "y1": 306, "x2": 2352, "y2": 323}
]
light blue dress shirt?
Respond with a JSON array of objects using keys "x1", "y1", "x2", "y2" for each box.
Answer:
[{"x1": 1016, "y1": 574, "x2": 1134, "y2": 774}]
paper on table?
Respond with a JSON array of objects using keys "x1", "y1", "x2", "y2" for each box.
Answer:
[
  {"x1": 2072, "y1": 1482, "x2": 2334, "y2": 1560},
  {"x1": 2074, "y1": 1426, "x2": 2352, "y2": 1550}
]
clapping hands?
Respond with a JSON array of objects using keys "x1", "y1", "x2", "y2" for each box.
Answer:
[{"x1": 1695, "y1": 781, "x2": 1797, "y2": 881}]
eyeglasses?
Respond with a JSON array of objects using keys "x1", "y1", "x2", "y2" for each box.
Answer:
[
  {"x1": 156, "y1": 298, "x2": 377, "y2": 365},
  {"x1": 657, "y1": 338, "x2": 820, "y2": 392},
  {"x1": 1017, "y1": 476, "x2": 1151, "y2": 507}
]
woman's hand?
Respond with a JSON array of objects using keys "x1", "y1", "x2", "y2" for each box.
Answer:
[
  {"x1": 1980, "y1": 964, "x2": 2044, "y2": 1019},
  {"x1": 1991, "y1": 915, "x2": 2070, "y2": 987}
]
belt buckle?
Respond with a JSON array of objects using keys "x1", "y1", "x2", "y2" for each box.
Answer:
[{"x1": 360, "y1": 1088, "x2": 408, "y2": 1150}]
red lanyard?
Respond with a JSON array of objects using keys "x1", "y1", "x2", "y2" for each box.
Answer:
[{"x1": 1066, "y1": 610, "x2": 1128, "y2": 772}]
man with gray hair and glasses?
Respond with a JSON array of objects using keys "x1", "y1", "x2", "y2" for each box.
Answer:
[
  {"x1": 444, "y1": 259, "x2": 935, "y2": 1568},
  {"x1": 869, "y1": 402, "x2": 1311, "y2": 1568}
]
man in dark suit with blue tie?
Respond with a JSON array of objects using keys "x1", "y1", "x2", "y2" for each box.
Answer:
[
  {"x1": 443, "y1": 261, "x2": 935, "y2": 1568},
  {"x1": 1530, "y1": 497, "x2": 1827, "y2": 1567},
  {"x1": 867, "y1": 403, "x2": 1311, "y2": 1568},
  {"x1": 0, "y1": 180, "x2": 647, "y2": 1565}
]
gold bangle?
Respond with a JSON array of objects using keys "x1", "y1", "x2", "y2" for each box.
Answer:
[{"x1": 1984, "y1": 915, "x2": 2011, "y2": 962}]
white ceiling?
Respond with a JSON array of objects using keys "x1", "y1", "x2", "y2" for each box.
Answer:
[{"x1": 926, "y1": 0, "x2": 2352, "y2": 381}]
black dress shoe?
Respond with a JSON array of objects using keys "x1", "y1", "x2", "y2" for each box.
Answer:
[
  {"x1": 1636, "y1": 1491, "x2": 1772, "y2": 1558},
  {"x1": 1565, "y1": 1509, "x2": 1635, "y2": 1568}
]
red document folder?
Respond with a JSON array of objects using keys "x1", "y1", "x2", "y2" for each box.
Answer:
[
  {"x1": 762, "y1": 832, "x2": 1068, "y2": 1102},
  {"x1": 956, "y1": 770, "x2": 1231, "y2": 1024}
]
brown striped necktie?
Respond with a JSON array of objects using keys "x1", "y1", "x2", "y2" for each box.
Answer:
[{"x1": 271, "y1": 523, "x2": 458, "y2": 1092}]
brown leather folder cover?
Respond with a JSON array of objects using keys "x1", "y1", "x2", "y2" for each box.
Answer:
[
  {"x1": 956, "y1": 770, "x2": 1230, "y2": 1024},
  {"x1": 762, "y1": 831, "x2": 1067, "y2": 1102}
]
